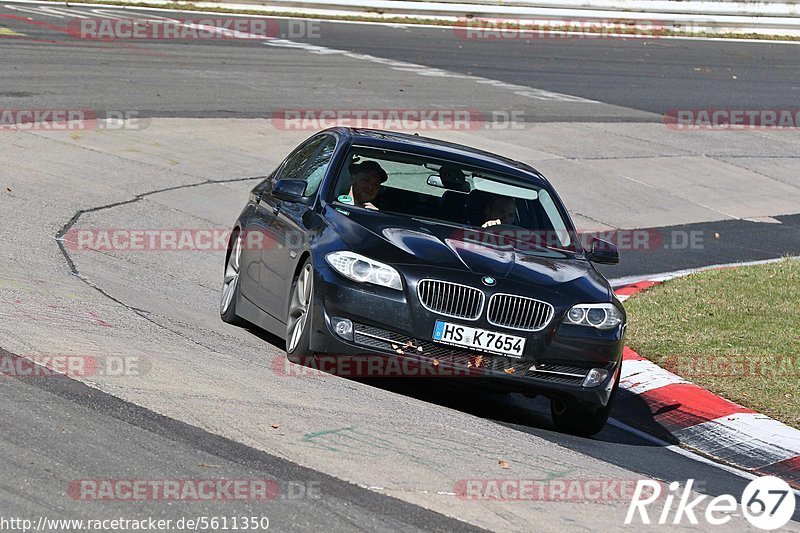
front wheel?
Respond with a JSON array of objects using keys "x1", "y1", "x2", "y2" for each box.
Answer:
[
  {"x1": 220, "y1": 231, "x2": 246, "y2": 326},
  {"x1": 286, "y1": 259, "x2": 314, "y2": 357},
  {"x1": 550, "y1": 372, "x2": 619, "y2": 437}
]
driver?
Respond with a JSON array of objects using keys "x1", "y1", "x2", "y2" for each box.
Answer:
[
  {"x1": 482, "y1": 195, "x2": 517, "y2": 228},
  {"x1": 348, "y1": 161, "x2": 388, "y2": 210}
]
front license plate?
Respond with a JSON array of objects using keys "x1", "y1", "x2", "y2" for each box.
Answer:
[{"x1": 432, "y1": 321, "x2": 525, "y2": 358}]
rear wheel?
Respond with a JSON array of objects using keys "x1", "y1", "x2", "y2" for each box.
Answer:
[
  {"x1": 551, "y1": 372, "x2": 619, "y2": 437},
  {"x1": 220, "y1": 231, "x2": 246, "y2": 326},
  {"x1": 287, "y1": 259, "x2": 314, "y2": 357}
]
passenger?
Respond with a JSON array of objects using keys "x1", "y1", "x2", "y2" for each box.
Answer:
[
  {"x1": 482, "y1": 195, "x2": 517, "y2": 228},
  {"x1": 348, "y1": 161, "x2": 388, "y2": 210}
]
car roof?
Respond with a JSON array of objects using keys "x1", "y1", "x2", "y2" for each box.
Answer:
[{"x1": 324, "y1": 127, "x2": 549, "y2": 186}]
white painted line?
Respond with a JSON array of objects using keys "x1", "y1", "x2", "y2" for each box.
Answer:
[
  {"x1": 6, "y1": 4, "x2": 277, "y2": 37},
  {"x1": 608, "y1": 256, "x2": 799, "y2": 288},
  {"x1": 86, "y1": 8, "x2": 128, "y2": 18},
  {"x1": 33, "y1": 5, "x2": 89, "y2": 17},
  {"x1": 262, "y1": 38, "x2": 599, "y2": 103},
  {"x1": 86, "y1": 7, "x2": 177, "y2": 20},
  {"x1": 619, "y1": 358, "x2": 689, "y2": 395},
  {"x1": 4, "y1": 3, "x2": 71, "y2": 17}
]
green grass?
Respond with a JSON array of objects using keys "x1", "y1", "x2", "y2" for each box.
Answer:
[{"x1": 624, "y1": 258, "x2": 800, "y2": 428}]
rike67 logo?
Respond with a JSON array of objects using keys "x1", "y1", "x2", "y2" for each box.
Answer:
[{"x1": 626, "y1": 477, "x2": 796, "y2": 530}]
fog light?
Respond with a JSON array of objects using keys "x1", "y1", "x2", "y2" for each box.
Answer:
[
  {"x1": 582, "y1": 368, "x2": 609, "y2": 388},
  {"x1": 331, "y1": 317, "x2": 353, "y2": 341}
]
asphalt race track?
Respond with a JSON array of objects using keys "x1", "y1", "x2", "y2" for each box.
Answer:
[{"x1": 1, "y1": 2, "x2": 799, "y2": 531}]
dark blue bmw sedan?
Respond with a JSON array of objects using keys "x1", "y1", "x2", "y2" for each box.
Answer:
[{"x1": 221, "y1": 127, "x2": 625, "y2": 436}]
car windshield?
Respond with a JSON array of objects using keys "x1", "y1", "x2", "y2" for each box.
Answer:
[{"x1": 332, "y1": 147, "x2": 579, "y2": 254}]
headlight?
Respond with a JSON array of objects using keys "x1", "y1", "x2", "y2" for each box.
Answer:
[
  {"x1": 325, "y1": 251, "x2": 403, "y2": 291},
  {"x1": 563, "y1": 303, "x2": 623, "y2": 330}
]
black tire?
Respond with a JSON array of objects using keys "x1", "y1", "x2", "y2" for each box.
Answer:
[
  {"x1": 286, "y1": 259, "x2": 314, "y2": 360},
  {"x1": 551, "y1": 371, "x2": 620, "y2": 437},
  {"x1": 220, "y1": 230, "x2": 246, "y2": 327}
]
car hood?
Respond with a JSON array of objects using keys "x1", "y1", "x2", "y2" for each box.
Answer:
[{"x1": 325, "y1": 206, "x2": 611, "y2": 297}]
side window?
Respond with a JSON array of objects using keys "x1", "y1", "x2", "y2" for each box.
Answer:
[
  {"x1": 301, "y1": 137, "x2": 336, "y2": 196},
  {"x1": 277, "y1": 136, "x2": 327, "y2": 182}
]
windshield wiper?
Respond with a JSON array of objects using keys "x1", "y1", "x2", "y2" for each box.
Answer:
[{"x1": 411, "y1": 217, "x2": 470, "y2": 231}]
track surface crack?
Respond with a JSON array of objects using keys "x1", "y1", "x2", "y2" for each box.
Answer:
[{"x1": 53, "y1": 175, "x2": 265, "y2": 356}]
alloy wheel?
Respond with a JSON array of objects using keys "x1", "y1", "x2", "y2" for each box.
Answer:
[
  {"x1": 220, "y1": 233, "x2": 242, "y2": 315},
  {"x1": 287, "y1": 263, "x2": 313, "y2": 353}
]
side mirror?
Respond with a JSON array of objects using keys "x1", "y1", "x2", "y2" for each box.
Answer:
[
  {"x1": 272, "y1": 179, "x2": 312, "y2": 204},
  {"x1": 587, "y1": 237, "x2": 619, "y2": 264}
]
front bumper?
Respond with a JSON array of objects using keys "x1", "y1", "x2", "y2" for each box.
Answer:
[{"x1": 300, "y1": 263, "x2": 624, "y2": 408}]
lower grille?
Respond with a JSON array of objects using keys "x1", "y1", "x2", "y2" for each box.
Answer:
[
  {"x1": 352, "y1": 323, "x2": 587, "y2": 384},
  {"x1": 528, "y1": 363, "x2": 589, "y2": 385}
]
